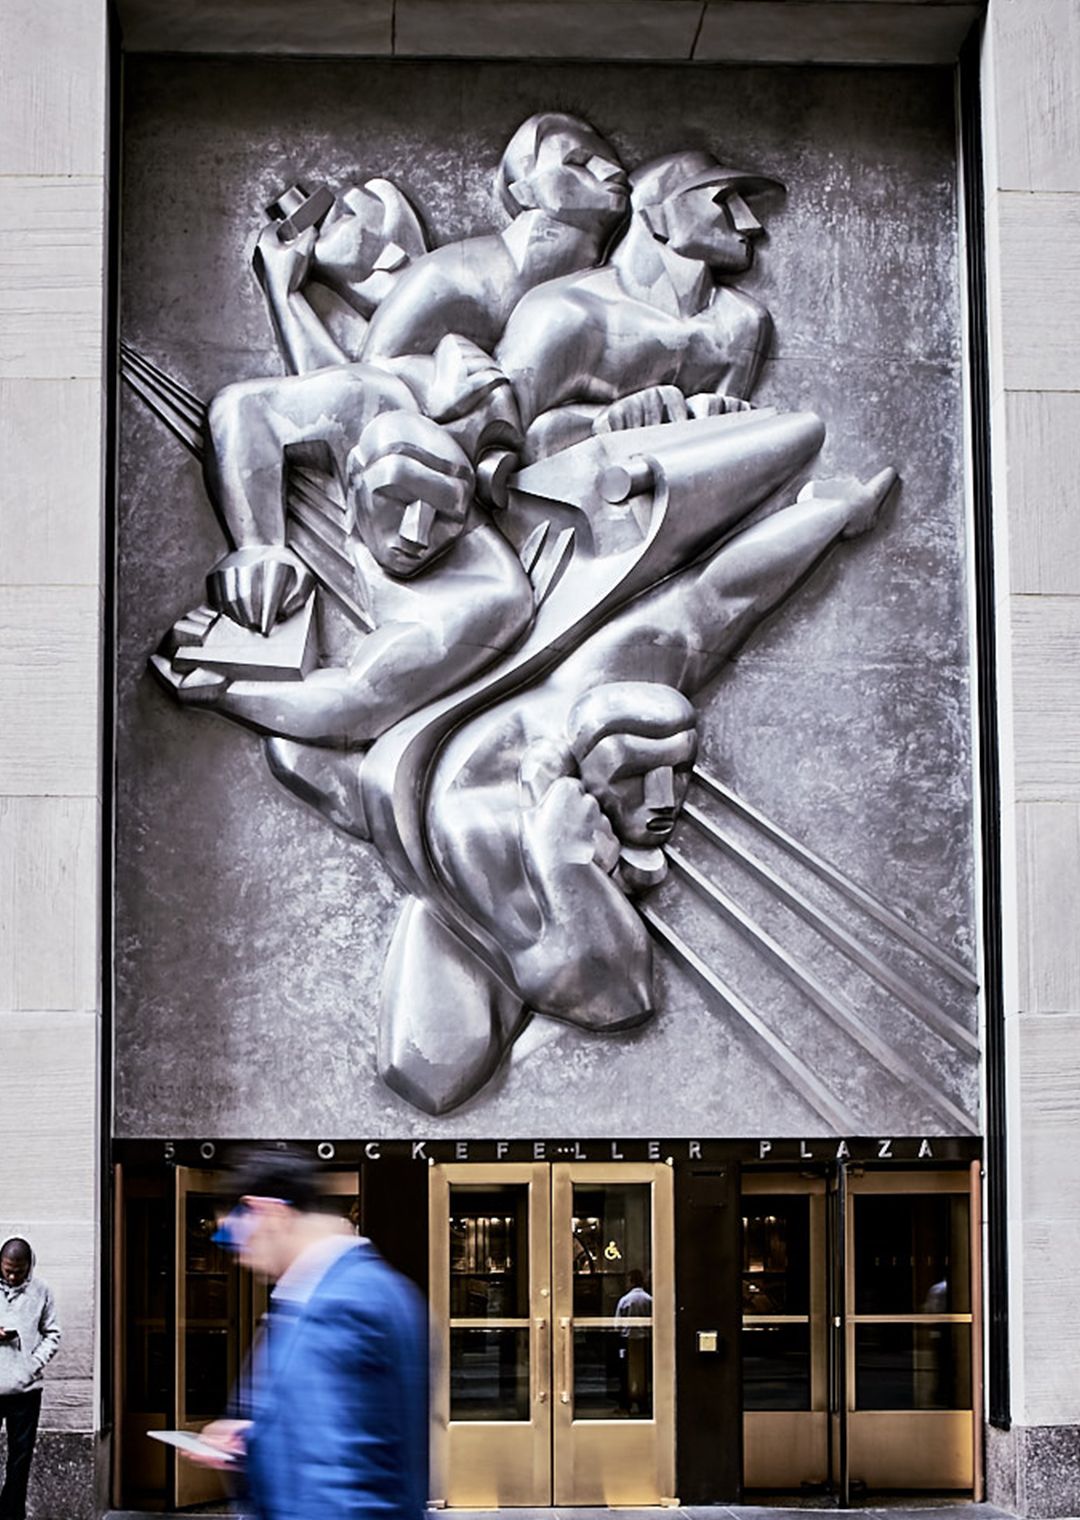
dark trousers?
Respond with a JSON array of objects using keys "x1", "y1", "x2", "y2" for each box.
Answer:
[{"x1": 0, "y1": 1389, "x2": 42, "y2": 1520}]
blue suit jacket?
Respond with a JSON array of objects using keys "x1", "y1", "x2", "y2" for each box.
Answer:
[{"x1": 245, "y1": 1243, "x2": 428, "y2": 1520}]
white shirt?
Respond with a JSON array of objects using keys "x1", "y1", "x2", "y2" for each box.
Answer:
[{"x1": 272, "y1": 1231, "x2": 366, "y2": 1310}]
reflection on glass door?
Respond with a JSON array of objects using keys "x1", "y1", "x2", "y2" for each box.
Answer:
[
  {"x1": 430, "y1": 1162, "x2": 674, "y2": 1507},
  {"x1": 552, "y1": 1166, "x2": 674, "y2": 1505},
  {"x1": 174, "y1": 1167, "x2": 246, "y2": 1510},
  {"x1": 741, "y1": 1177, "x2": 827, "y2": 1489},
  {"x1": 846, "y1": 1172, "x2": 977, "y2": 1490}
]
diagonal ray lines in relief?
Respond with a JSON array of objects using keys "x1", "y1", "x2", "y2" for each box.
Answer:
[
  {"x1": 665, "y1": 846, "x2": 977, "y2": 1134},
  {"x1": 692, "y1": 765, "x2": 978, "y2": 990},
  {"x1": 682, "y1": 799, "x2": 978, "y2": 1057},
  {"x1": 640, "y1": 905, "x2": 859, "y2": 1132},
  {"x1": 120, "y1": 344, "x2": 207, "y2": 441}
]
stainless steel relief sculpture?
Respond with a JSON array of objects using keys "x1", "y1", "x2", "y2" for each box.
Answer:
[{"x1": 125, "y1": 111, "x2": 978, "y2": 1124}]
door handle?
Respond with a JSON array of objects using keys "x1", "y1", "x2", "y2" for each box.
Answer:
[
  {"x1": 559, "y1": 1316, "x2": 572, "y2": 1405},
  {"x1": 533, "y1": 1317, "x2": 548, "y2": 1405}
]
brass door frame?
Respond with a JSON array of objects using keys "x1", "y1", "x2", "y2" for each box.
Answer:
[
  {"x1": 430, "y1": 1163, "x2": 552, "y2": 1507},
  {"x1": 429, "y1": 1160, "x2": 675, "y2": 1507},
  {"x1": 552, "y1": 1161, "x2": 676, "y2": 1506},
  {"x1": 174, "y1": 1166, "x2": 236, "y2": 1510},
  {"x1": 742, "y1": 1174, "x2": 828, "y2": 1490},
  {"x1": 845, "y1": 1169, "x2": 978, "y2": 1492}
]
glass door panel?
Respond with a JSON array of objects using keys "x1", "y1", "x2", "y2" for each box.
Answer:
[
  {"x1": 552, "y1": 1163, "x2": 674, "y2": 1506},
  {"x1": 846, "y1": 1173, "x2": 977, "y2": 1492},
  {"x1": 742, "y1": 1178, "x2": 828, "y2": 1489}
]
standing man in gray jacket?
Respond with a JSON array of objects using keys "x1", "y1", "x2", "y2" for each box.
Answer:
[{"x1": 0, "y1": 1239, "x2": 61, "y2": 1520}]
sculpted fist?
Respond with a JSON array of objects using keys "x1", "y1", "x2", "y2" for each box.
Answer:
[
  {"x1": 686, "y1": 390, "x2": 754, "y2": 419},
  {"x1": 594, "y1": 384, "x2": 688, "y2": 434},
  {"x1": 207, "y1": 545, "x2": 313, "y2": 633},
  {"x1": 520, "y1": 774, "x2": 621, "y2": 876}
]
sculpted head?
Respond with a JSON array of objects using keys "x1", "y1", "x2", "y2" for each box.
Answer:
[
  {"x1": 568, "y1": 682, "x2": 698, "y2": 848},
  {"x1": 348, "y1": 411, "x2": 475, "y2": 579},
  {"x1": 311, "y1": 177, "x2": 428, "y2": 309},
  {"x1": 630, "y1": 151, "x2": 782, "y2": 275},
  {"x1": 496, "y1": 112, "x2": 629, "y2": 236}
]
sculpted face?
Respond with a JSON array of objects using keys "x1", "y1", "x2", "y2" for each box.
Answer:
[
  {"x1": 660, "y1": 183, "x2": 764, "y2": 273},
  {"x1": 579, "y1": 727, "x2": 698, "y2": 848},
  {"x1": 513, "y1": 126, "x2": 629, "y2": 233},
  {"x1": 359, "y1": 450, "x2": 471, "y2": 577},
  {"x1": 351, "y1": 411, "x2": 475, "y2": 579}
]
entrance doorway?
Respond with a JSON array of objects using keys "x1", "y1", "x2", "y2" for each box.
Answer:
[
  {"x1": 742, "y1": 1167, "x2": 981, "y2": 1496},
  {"x1": 429, "y1": 1162, "x2": 675, "y2": 1507}
]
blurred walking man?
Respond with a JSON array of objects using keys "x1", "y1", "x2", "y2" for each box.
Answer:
[
  {"x1": 0, "y1": 1238, "x2": 61, "y2": 1520},
  {"x1": 193, "y1": 1149, "x2": 428, "y2": 1520}
]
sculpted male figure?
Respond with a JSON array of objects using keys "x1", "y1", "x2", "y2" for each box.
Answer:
[
  {"x1": 153, "y1": 410, "x2": 534, "y2": 747},
  {"x1": 197, "y1": 333, "x2": 523, "y2": 634},
  {"x1": 496, "y1": 149, "x2": 780, "y2": 459},
  {"x1": 252, "y1": 112, "x2": 628, "y2": 375},
  {"x1": 361, "y1": 112, "x2": 629, "y2": 362},
  {"x1": 383, "y1": 464, "x2": 897, "y2": 1112}
]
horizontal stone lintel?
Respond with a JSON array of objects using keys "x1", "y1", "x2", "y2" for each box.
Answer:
[{"x1": 117, "y1": 0, "x2": 982, "y2": 66}]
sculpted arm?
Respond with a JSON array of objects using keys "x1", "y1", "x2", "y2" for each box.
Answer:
[
  {"x1": 252, "y1": 224, "x2": 353, "y2": 374},
  {"x1": 510, "y1": 773, "x2": 653, "y2": 1030}
]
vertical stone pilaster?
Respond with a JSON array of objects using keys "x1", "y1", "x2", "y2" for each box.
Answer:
[
  {"x1": 983, "y1": 0, "x2": 1080, "y2": 1510},
  {"x1": 0, "y1": 1, "x2": 110, "y2": 1514}
]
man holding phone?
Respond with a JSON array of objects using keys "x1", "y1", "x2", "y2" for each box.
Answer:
[{"x1": 0, "y1": 1238, "x2": 61, "y2": 1520}]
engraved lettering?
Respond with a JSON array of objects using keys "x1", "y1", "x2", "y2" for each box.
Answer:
[
  {"x1": 411, "y1": 1142, "x2": 427, "y2": 1161},
  {"x1": 878, "y1": 1139, "x2": 893, "y2": 1159},
  {"x1": 918, "y1": 1138, "x2": 934, "y2": 1159},
  {"x1": 689, "y1": 1141, "x2": 702, "y2": 1160},
  {"x1": 365, "y1": 1141, "x2": 381, "y2": 1160},
  {"x1": 759, "y1": 1140, "x2": 772, "y2": 1158}
]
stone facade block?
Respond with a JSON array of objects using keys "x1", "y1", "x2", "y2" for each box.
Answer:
[
  {"x1": 988, "y1": 0, "x2": 1080, "y2": 193},
  {"x1": 0, "y1": 0, "x2": 107, "y2": 177},
  {"x1": 1005, "y1": 390, "x2": 1080, "y2": 596},
  {"x1": 696, "y1": 0, "x2": 978, "y2": 64},
  {"x1": 0, "y1": 1012, "x2": 97, "y2": 1219},
  {"x1": 1016, "y1": 1014, "x2": 1080, "y2": 1224},
  {"x1": 996, "y1": 190, "x2": 1080, "y2": 393},
  {"x1": 0, "y1": 380, "x2": 104, "y2": 588},
  {"x1": 0, "y1": 585, "x2": 101, "y2": 797},
  {"x1": 1010, "y1": 595, "x2": 1080, "y2": 801},
  {"x1": 120, "y1": 0, "x2": 392, "y2": 54},
  {"x1": 394, "y1": 0, "x2": 702, "y2": 58},
  {"x1": 0, "y1": 177, "x2": 105, "y2": 381},
  {"x1": 1016, "y1": 802, "x2": 1080, "y2": 1016},
  {"x1": 0, "y1": 797, "x2": 99, "y2": 1013}
]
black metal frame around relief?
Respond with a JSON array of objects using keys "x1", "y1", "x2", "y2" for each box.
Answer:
[{"x1": 959, "y1": 17, "x2": 1010, "y2": 1431}]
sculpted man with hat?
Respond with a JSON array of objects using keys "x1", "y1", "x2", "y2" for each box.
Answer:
[{"x1": 495, "y1": 150, "x2": 782, "y2": 459}]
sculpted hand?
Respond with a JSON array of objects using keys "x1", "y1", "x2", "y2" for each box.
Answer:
[
  {"x1": 594, "y1": 385, "x2": 688, "y2": 434},
  {"x1": 520, "y1": 775, "x2": 621, "y2": 878},
  {"x1": 207, "y1": 545, "x2": 314, "y2": 633},
  {"x1": 252, "y1": 221, "x2": 317, "y2": 297},
  {"x1": 149, "y1": 653, "x2": 229, "y2": 707},
  {"x1": 686, "y1": 391, "x2": 754, "y2": 419}
]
